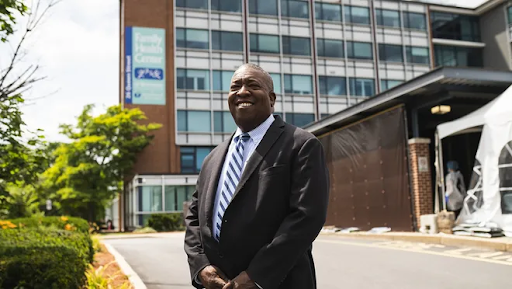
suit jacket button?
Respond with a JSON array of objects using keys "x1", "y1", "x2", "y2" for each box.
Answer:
[{"x1": 224, "y1": 219, "x2": 228, "y2": 223}]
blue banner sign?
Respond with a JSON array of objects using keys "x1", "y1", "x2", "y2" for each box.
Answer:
[{"x1": 125, "y1": 27, "x2": 166, "y2": 105}]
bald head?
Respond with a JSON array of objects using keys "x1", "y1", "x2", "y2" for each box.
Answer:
[{"x1": 233, "y1": 63, "x2": 274, "y2": 93}]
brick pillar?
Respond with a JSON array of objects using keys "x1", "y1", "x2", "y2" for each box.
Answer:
[{"x1": 408, "y1": 138, "x2": 433, "y2": 229}]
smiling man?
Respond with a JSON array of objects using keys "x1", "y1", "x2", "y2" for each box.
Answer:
[{"x1": 184, "y1": 63, "x2": 329, "y2": 289}]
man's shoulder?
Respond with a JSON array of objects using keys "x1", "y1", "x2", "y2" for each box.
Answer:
[{"x1": 282, "y1": 121, "x2": 319, "y2": 145}]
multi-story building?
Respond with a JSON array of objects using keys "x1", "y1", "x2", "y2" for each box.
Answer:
[{"x1": 116, "y1": 0, "x2": 512, "y2": 230}]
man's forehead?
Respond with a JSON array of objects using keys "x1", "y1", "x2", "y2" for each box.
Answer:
[{"x1": 232, "y1": 66, "x2": 265, "y2": 79}]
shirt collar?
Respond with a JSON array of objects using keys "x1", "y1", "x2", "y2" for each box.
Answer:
[{"x1": 233, "y1": 114, "x2": 275, "y2": 143}]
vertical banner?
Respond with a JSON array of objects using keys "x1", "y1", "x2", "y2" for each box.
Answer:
[{"x1": 125, "y1": 26, "x2": 166, "y2": 105}]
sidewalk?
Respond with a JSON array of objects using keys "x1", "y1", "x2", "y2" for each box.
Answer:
[{"x1": 321, "y1": 231, "x2": 512, "y2": 252}]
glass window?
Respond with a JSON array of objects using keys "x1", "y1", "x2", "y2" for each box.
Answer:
[
  {"x1": 249, "y1": 0, "x2": 278, "y2": 16},
  {"x1": 139, "y1": 186, "x2": 162, "y2": 212},
  {"x1": 508, "y1": 6, "x2": 512, "y2": 24},
  {"x1": 347, "y1": 41, "x2": 373, "y2": 60},
  {"x1": 286, "y1": 113, "x2": 315, "y2": 127},
  {"x1": 344, "y1": 6, "x2": 370, "y2": 25},
  {"x1": 213, "y1": 70, "x2": 234, "y2": 92},
  {"x1": 349, "y1": 78, "x2": 375, "y2": 97},
  {"x1": 405, "y1": 46, "x2": 430, "y2": 64},
  {"x1": 430, "y1": 12, "x2": 481, "y2": 42},
  {"x1": 214, "y1": 111, "x2": 237, "y2": 133},
  {"x1": 282, "y1": 36, "x2": 311, "y2": 56},
  {"x1": 176, "y1": 0, "x2": 207, "y2": 10},
  {"x1": 376, "y1": 9, "x2": 400, "y2": 28},
  {"x1": 250, "y1": 34, "x2": 280, "y2": 54},
  {"x1": 165, "y1": 186, "x2": 195, "y2": 211},
  {"x1": 284, "y1": 74, "x2": 313, "y2": 95},
  {"x1": 176, "y1": 69, "x2": 210, "y2": 90},
  {"x1": 176, "y1": 28, "x2": 209, "y2": 49},
  {"x1": 319, "y1": 76, "x2": 346, "y2": 96},
  {"x1": 381, "y1": 79, "x2": 403, "y2": 91},
  {"x1": 281, "y1": 0, "x2": 309, "y2": 19},
  {"x1": 270, "y1": 73, "x2": 282, "y2": 94},
  {"x1": 403, "y1": 12, "x2": 427, "y2": 30},
  {"x1": 164, "y1": 186, "x2": 177, "y2": 211},
  {"x1": 180, "y1": 147, "x2": 214, "y2": 173},
  {"x1": 315, "y1": 2, "x2": 341, "y2": 22},
  {"x1": 212, "y1": 31, "x2": 243, "y2": 51},
  {"x1": 434, "y1": 45, "x2": 483, "y2": 67},
  {"x1": 211, "y1": 0, "x2": 242, "y2": 13},
  {"x1": 317, "y1": 38, "x2": 344, "y2": 58},
  {"x1": 177, "y1": 110, "x2": 212, "y2": 132},
  {"x1": 378, "y1": 44, "x2": 403, "y2": 63}
]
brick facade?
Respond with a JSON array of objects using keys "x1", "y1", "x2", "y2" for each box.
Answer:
[
  {"x1": 120, "y1": 0, "x2": 180, "y2": 175},
  {"x1": 408, "y1": 138, "x2": 433, "y2": 229}
]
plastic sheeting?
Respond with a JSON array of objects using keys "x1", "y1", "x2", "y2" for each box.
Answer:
[
  {"x1": 437, "y1": 85, "x2": 512, "y2": 234},
  {"x1": 319, "y1": 106, "x2": 413, "y2": 231}
]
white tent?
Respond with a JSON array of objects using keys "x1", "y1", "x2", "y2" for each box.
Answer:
[{"x1": 436, "y1": 85, "x2": 512, "y2": 234}]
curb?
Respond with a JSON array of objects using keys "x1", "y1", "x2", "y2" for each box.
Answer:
[
  {"x1": 321, "y1": 232, "x2": 512, "y2": 252},
  {"x1": 104, "y1": 243, "x2": 147, "y2": 289}
]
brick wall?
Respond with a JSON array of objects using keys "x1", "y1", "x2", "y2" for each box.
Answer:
[
  {"x1": 121, "y1": 0, "x2": 180, "y2": 175},
  {"x1": 408, "y1": 138, "x2": 433, "y2": 229}
]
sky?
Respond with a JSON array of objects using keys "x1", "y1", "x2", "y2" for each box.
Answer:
[{"x1": 2, "y1": 0, "x2": 488, "y2": 142}]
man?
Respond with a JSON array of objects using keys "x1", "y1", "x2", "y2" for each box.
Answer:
[
  {"x1": 184, "y1": 63, "x2": 329, "y2": 289},
  {"x1": 445, "y1": 160, "x2": 466, "y2": 218}
]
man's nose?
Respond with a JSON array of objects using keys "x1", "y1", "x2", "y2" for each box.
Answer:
[{"x1": 238, "y1": 84, "x2": 250, "y2": 96}]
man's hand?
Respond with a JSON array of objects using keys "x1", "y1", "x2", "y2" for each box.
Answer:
[
  {"x1": 199, "y1": 265, "x2": 229, "y2": 289},
  {"x1": 222, "y1": 271, "x2": 258, "y2": 289}
]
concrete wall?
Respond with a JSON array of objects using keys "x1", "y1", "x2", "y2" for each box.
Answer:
[
  {"x1": 480, "y1": 3, "x2": 512, "y2": 70},
  {"x1": 121, "y1": 0, "x2": 180, "y2": 174}
]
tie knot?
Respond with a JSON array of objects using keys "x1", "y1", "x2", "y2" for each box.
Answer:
[{"x1": 239, "y1": 133, "x2": 250, "y2": 143}]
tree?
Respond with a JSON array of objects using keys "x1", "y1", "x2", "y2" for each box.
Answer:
[
  {"x1": 43, "y1": 105, "x2": 161, "y2": 221},
  {"x1": 0, "y1": 0, "x2": 28, "y2": 42}
]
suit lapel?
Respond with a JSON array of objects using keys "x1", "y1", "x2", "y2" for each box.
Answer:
[
  {"x1": 205, "y1": 138, "x2": 231, "y2": 225},
  {"x1": 231, "y1": 116, "x2": 285, "y2": 200}
]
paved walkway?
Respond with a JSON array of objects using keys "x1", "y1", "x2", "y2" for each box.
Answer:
[{"x1": 103, "y1": 233, "x2": 512, "y2": 289}]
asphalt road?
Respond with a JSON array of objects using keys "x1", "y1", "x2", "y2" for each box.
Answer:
[{"x1": 103, "y1": 233, "x2": 512, "y2": 289}]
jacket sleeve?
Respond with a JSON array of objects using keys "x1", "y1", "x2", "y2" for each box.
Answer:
[
  {"x1": 246, "y1": 137, "x2": 330, "y2": 289},
  {"x1": 184, "y1": 186, "x2": 210, "y2": 288}
]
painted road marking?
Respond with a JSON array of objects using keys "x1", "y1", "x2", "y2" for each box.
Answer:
[{"x1": 316, "y1": 239, "x2": 512, "y2": 266}]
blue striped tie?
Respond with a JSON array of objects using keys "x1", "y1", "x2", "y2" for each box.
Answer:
[{"x1": 214, "y1": 132, "x2": 251, "y2": 241}]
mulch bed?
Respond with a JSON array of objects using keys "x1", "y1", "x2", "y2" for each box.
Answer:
[{"x1": 92, "y1": 243, "x2": 133, "y2": 288}]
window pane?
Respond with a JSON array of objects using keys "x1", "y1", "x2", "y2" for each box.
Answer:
[
  {"x1": 141, "y1": 186, "x2": 162, "y2": 212},
  {"x1": 270, "y1": 73, "x2": 282, "y2": 94},
  {"x1": 223, "y1": 112, "x2": 237, "y2": 132},
  {"x1": 179, "y1": 69, "x2": 209, "y2": 90},
  {"x1": 213, "y1": 70, "x2": 234, "y2": 92},
  {"x1": 379, "y1": 44, "x2": 403, "y2": 62},
  {"x1": 186, "y1": 29, "x2": 209, "y2": 49},
  {"x1": 508, "y1": 7, "x2": 512, "y2": 23},
  {"x1": 249, "y1": 0, "x2": 278, "y2": 16},
  {"x1": 176, "y1": 186, "x2": 188, "y2": 211},
  {"x1": 196, "y1": 148, "x2": 211, "y2": 172},
  {"x1": 376, "y1": 9, "x2": 400, "y2": 28},
  {"x1": 319, "y1": 76, "x2": 346, "y2": 96},
  {"x1": 381, "y1": 79, "x2": 402, "y2": 91},
  {"x1": 187, "y1": 111, "x2": 211, "y2": 132},
  {"x1": 317, "y1": 39, "x2": 343, "y2": 58},
  {"x1": 287, "y1": 113, "x2": 315, "y2": 127},
  {"x1": 404, "y1": 12, "x2": 426, "y2": 30},
  {"x1": 213, "y1": 31, "x2": 243, "y2": 51},
  {"x1": 350, "y1": 78, "x2": 375, "y2": 97},
  {"x1": 177, "y1": 110, "x2": 187, "y2": 131},
  {"x1": 176, "y1": 28, "x2": 185, "y2": 48},
  {"x1": 214, "y1": 111, "x2": 223, "y2": 132},
  {"x1": 348, "y1": 42, "x2": 373, "y2": 59},
  {"x1": 164, "y1": 186, "x2": 177, "y2": 211},
  {"x1": 250, "y1": 34, "x2": 280, "y2": 53},
  {"x1": 345, "y1": 6, "x2": 370, "y2": 25},
  {"x1": 176, "y1": 0, "x2": 207, "y2": 9},
  {"x1": 212, "y1": 0, "x2": 242, "y2": 12},
  {"x1": 406, "y1": 46, "x2": 429, "y2": 64},
  {"x1": 316, "y1": 3, "x2": 341, "y2": 22},
  {"x1": 283, "y1": 36, "x2": 311, "y2": 56},
  {"x1": 281, "y1": 0, "x2": 309, "y2": 19},
  {"x1": 285, "y1": 75, "x2": 312, "y2": 94},
  {"x1": 430, "y1": 12, "x2": 481, "y2": 42}
]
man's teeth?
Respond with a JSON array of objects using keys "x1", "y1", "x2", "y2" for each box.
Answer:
[{"x1": 238, "y1": 103, "x2": 252, "y2": 107}]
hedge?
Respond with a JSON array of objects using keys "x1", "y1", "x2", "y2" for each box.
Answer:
[
  {"x1": 8, "y1": 216, "x2": 90, "y2": 233},
  {"x1": 0, "y1": 227, "x2": 93, "y2": 288},
  {"x1": 147, "y1": 213, "x2": 184, "y2": 232}
]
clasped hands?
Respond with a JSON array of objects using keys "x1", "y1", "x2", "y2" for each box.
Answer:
[{"x1": 199, "y1": 265, "x2": 258, "y2": 289}]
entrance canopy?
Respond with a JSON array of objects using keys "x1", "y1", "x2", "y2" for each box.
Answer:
[{"x1": 438, "y1": 85, "x2": 512, "y2": 139}]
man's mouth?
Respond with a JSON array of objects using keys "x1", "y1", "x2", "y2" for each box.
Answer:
[{"x1": 237, "y1": 102, "x2": 253, "y2": 108}]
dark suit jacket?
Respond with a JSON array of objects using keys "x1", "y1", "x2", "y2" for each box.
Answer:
[{"x1": 184, "y1": 115, "x2": 329, "y2": 289}]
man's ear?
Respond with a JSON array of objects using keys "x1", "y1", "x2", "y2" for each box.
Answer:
[{"x1": 269, "y1": 92, "x2": 276, "y2": 107}]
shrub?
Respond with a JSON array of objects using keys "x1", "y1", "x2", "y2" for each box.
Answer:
[
  {"x1": 8, "y1": 216, "x2": 90, "y2": 233},
  {"x1": 147, "y1": 213, "x2": 183, "y2": 232},
  {"x1": 133, "y1": 227, "x2": 157, "y2": 234}
]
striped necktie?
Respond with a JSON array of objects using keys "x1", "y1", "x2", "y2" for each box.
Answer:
[{"x1": 214, "y1": 132, "x2": 251, "y2": 241}]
